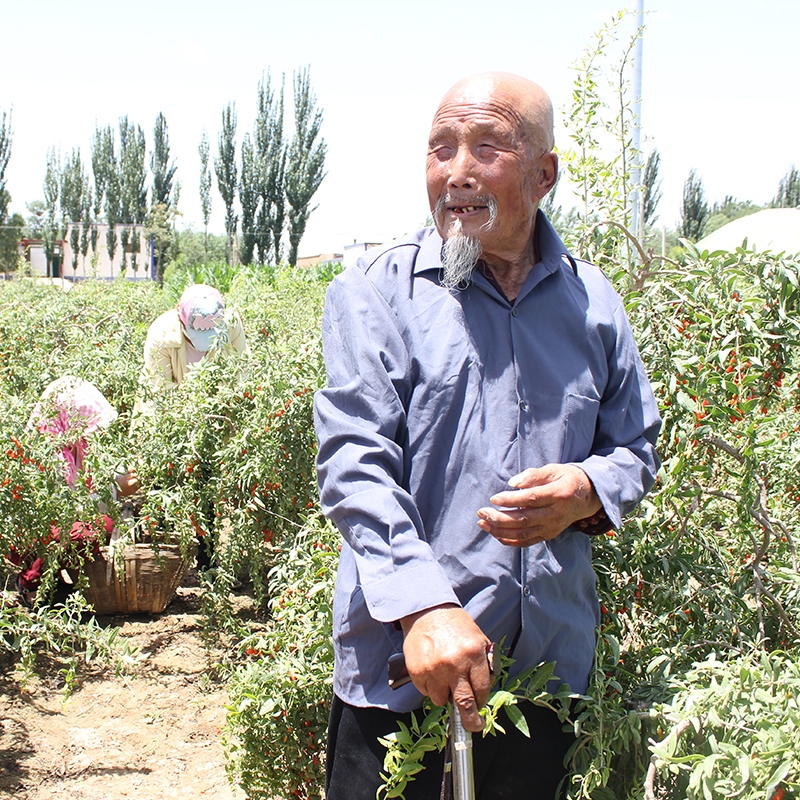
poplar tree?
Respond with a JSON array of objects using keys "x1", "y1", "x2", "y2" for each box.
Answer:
[
  {"x1": 60, "y1": 148, "x2": 89, "y2": 275},
  {"x1": 118, "y1": 117, "x2": 147, "y2": 273},
  {"x1": 773, "y1": 165, "x2": 800, "y2": 208},
  {"x1": 680, "y1": 168, "x2": 709, "y2": 242},
  {"x1": 198, "y1": 130, "x2": 212, "y2": 261},
  {"x1": 214, "y1": 103, "x2": 238, "y2": 264},
  {"x1": 641, "y1": 149, "x2": 662, "y2": 228},
  {"x1": 42, "y1": 148, "x2": 61, "y2": 274},
  {"x1": 254, "y1": 72, "x2": 286, "y2": 265},
  {"x1": 102, "y1": 130, "x2": 121, "y2": 270},
  {"x1": 286, "y1": 67, "x2": 326, "y2": 267},
  {"x1": 0, "y1": 109, "x2": 11, "y2": 231},
  {"x1": 151, "y1": 112, "x2": 176, "y2": 209},
  {"x1": 91, "y1": 125, "x2": 113, "y2": 256},
  {"x1": 239, "y1": 133, "x2": 258, "y2": 266}
]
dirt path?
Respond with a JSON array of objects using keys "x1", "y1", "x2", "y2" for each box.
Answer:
[{"x1": 0, "y1": 582, "x2": 255, "y2": 800}]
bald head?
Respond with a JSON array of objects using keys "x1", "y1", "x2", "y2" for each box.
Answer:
[
  {"x1": 435, "y1": 72, "x2": 555, "y2": 155},
  {"x1": 426, "y1": 71, "x2": 559, "y2": 277}
]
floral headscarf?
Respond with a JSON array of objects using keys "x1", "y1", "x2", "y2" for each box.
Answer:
[
  {"x1": 178, "y1": 284, "x2": 227, "y2": 352},
  {"x1": 26, "y1": 376, "x2": 117, "y2": 488}
]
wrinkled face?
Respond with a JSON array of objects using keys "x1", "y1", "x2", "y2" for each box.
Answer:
[{"x1": 426, "y1": 88, "x2": 548, "y2": 264}]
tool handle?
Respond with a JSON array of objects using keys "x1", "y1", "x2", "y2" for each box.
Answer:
[{"x1": 450, "y1": 697, "x2": 476, "y2": 800}]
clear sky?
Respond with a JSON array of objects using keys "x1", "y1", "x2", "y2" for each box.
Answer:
[{"x1": 2, "y1": 0, "x2": 797, "y2": 258}]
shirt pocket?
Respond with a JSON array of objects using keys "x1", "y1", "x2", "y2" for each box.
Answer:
[{"x1": 562, "y1": 392, "x2": 601, "y2": 463}]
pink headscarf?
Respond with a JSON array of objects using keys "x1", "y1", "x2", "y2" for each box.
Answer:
[
  {"x1": 27, "y1": 376, "x2": 117, "y2": 489},
  {"x1": 178, "y1": 284, "x2": 227, "y2": 352}
]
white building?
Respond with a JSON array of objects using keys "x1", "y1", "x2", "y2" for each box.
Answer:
[{"x1": 20, "y1": 223, "x2": 152, "y2": 281}]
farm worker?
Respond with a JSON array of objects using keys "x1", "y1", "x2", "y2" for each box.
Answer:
[
  {"x1": 132, "y1": 283, "x2": 250, "y2": 420},
  {"x1": 132, "y1": 284, "x2": 249, "y2": 572},
  {"x1": 313, "y1": 72, "x2": 662, "y2": 799},
  {"x1": 8, "y1": 376, "x2": 139, "y2": 607}
]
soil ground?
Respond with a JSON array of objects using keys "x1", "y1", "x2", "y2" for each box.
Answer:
[{"x1": 0, "y1": 577, "x2": 257, "y2": 800}]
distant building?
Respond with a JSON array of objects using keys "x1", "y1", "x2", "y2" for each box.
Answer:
[
  {"x1": 296, "y1": 251, "x2": 343, "y2": 269},
  {"x1": 342, "y1": 241, "x2": 383, "y2": 268},
  {"x1": 18, "y1": 223, "x2": 152, "y2": 281}
]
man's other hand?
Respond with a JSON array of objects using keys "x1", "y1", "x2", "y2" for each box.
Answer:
[
  {"x1": 400, "y1": 605, "x2": 492, "y2": 732},
  {"x1": 476, "y1": 464, "x2": 602, "y2": 547}
]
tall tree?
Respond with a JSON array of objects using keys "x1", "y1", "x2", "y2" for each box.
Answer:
[
  {"x1": 239, "y1": 133, "x2": 258, "y2": 266},
  {"x1": 149, "y1": 113, "x2": 176, "y2": 277},
  {"x1": 79, "y1": 178, "x2": 93, "y2": 270},
  {"x1": 91, "y1": 125, "x2": 113, "y2": 257},
  {"x1": 680, "y1": 168, "x2": 709, "y2": 241},
  {"x1": 285, "y1": 67, "x2": 326, "y2": 267},
  {"x1": 641, "y1": 149, "x2": 662, "y2": 227},
  {"x1": 24, "y1": 200, "x2": 47, "y2": 240},
  {"x1": 42, "y1": 148, "x2": 61, "y2": 275},
  {"x1": 150, "y1": 112, "x2": 176, "y2": 209},
  {"x1": 0, "y1": 109, "x2": 11, "y2": 232},
  {"x1": 60, "y1": 148, "x2": 89, "y2": 276},
  {"x1": 118, "y1": 117, "x2": 147, "y2": 273},
  {"x1": 773, "y1": 165, "x2": 800, "y2": 208},
  {"x1": 254, "y1": 72, "x2": 286, "y2": 264},
  {"x1": 0, "y1": 208, "x2": 23, "y2": 276},
  {"x1": 198, "y1": 130, "x2": 212, "y2": 262},
  {"x1": 214, "y1": 103, "x2": 238, "y2": 264},
  {"x1": 101, "y1": 130, "x2": 121, "y2": 271}
]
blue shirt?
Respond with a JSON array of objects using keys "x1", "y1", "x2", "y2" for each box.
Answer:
[{"x1": 314, "y1": 214, "x2": 661, "y2": 711}]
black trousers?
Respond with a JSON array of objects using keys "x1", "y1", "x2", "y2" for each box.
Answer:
[{"x1": 325, "y1": 694, "x2": 574, "y2": 800}]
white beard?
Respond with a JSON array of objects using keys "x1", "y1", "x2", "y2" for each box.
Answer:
[
  {"x1": 440, "y1": 220, "x2": 483, "y2": 291},
  {"x1": 433, "y1": 196, "x2": 498, "y2": 291}
]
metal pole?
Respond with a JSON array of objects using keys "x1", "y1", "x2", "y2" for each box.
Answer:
[
  {"x1": 450, "y1": 698, "x2": 476, "y2": 800},
  {"x1": 631, "y1": 0, "x2": 644, "y2": 240}
]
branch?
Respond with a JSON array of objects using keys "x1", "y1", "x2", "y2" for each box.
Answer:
[
  {"x1": 750, "y1": 567, "x2": 800, "y2": 641},
  {"x1": 645, "y1": 718, "x2": 695, "y2": 800}
]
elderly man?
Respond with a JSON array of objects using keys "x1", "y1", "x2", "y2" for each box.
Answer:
[{"x1": 314, "y1": 72, "x2": 661, "y2": 799}]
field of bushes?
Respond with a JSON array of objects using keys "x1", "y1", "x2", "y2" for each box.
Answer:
[{"x1": 1, "y1": 237, "x2": 799, "y2": 800}]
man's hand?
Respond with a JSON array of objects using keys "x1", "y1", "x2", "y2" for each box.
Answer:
[
  {"x1": 400, "y1": 605, "x2": 492, "y2": 732},
  {"x1": 477, "y1": 464, "x2": 602, "y2": 547}
]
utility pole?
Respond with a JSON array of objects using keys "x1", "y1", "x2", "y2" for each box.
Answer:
[{"x1": 631, "y1": 0, "x2": 644, "y2": 240}]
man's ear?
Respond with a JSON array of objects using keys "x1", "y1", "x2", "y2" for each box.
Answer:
[{"x1": 535, "y1": 151, "x2": 559, "y2": 201}]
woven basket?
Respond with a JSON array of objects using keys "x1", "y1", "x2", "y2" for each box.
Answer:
[{"x1": 82, "y1": 543, "x2": 193, "y2": 615}]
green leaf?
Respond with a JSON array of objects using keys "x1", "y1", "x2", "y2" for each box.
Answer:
[{"x1": 504, "y1": 704, "x2": 530, "y2": 738}]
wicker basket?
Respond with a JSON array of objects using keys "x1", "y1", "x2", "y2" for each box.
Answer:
[{"x1": 82, "y1": 543, "x2": 194, "y2": 615}]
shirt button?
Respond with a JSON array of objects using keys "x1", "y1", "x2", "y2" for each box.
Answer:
[
  {"x1": 519, "y1": 400, "x2": 528, "y2": 411},
  {"x1": 523, "y1": 586, "x2": 531, "y2": 597},
  {"x1": 511, "y1": 307, "x2": 519, "y2": 317}
]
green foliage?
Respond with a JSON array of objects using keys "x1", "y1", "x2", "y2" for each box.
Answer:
[
  {"x1": 378, "y1": 658, "x2": 574, "y2": 800},
  {"x1": 255, "y1": 71, "x2": 286, "y2": 265},
  {"x1": 150, "y1": 112, "x2": 176, "y2": 210},
  {"x1": 680, "y1": 168, "x2": 709, "y2": 242},
  {"x1": 214, "y1": 102, "x2": 238, "y2": 264},
  {"x1": 772, "y1": 165, "x2": 800, "y2": 209},
  {"x1": 0, "y1": 207, "x2": 23, "y2": 274},
  {"x1": 199, "y1": 129, "x2": 212, "y2": 239},
  {"x1": 167, "y1": 228, "x2": 228, "y2": 275},
  {"x1": 0, "y1": 108, "x2": 11, "y2": 224},
  {"x1": 286, "y1": 67, "x2": 327, "y2": 268},
  {"x1": 42, "y1": 148, "x2": 61, "y2": 269},
  {"x1": 60, "y1": 147, "x2": 90, "y2": 275},
  {"x1": 118, "y1": 116, "x2": 148, "y2": 274},
  {"x1": 224, "y1": 513, "x2": 337, "y2": 799},
  {"x1": 0, "y1": 593, "x2": 138, "y2": 696},
  {"x1": 703, "y1": 196, "x2": 762, "y2": 238},
  {"x1": 649, "y1": 650, "x2": 800, "y2": 800},
  {"x1": 239, "y1": 133, "x2": 259, "y2": 266},
  {"x1": 1, "y1": 266, "x2": 329, "y2": 690},
  {"x1": 558, "y1": 9, "x2": 644, "y2": 269},
  {"x1": 641, "y1": 149, "x2": 662, "y2": 227}
]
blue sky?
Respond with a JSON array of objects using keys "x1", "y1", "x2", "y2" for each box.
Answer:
[{"x1": 3, "y1": 0, "x2": 796, "y2": 257}]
